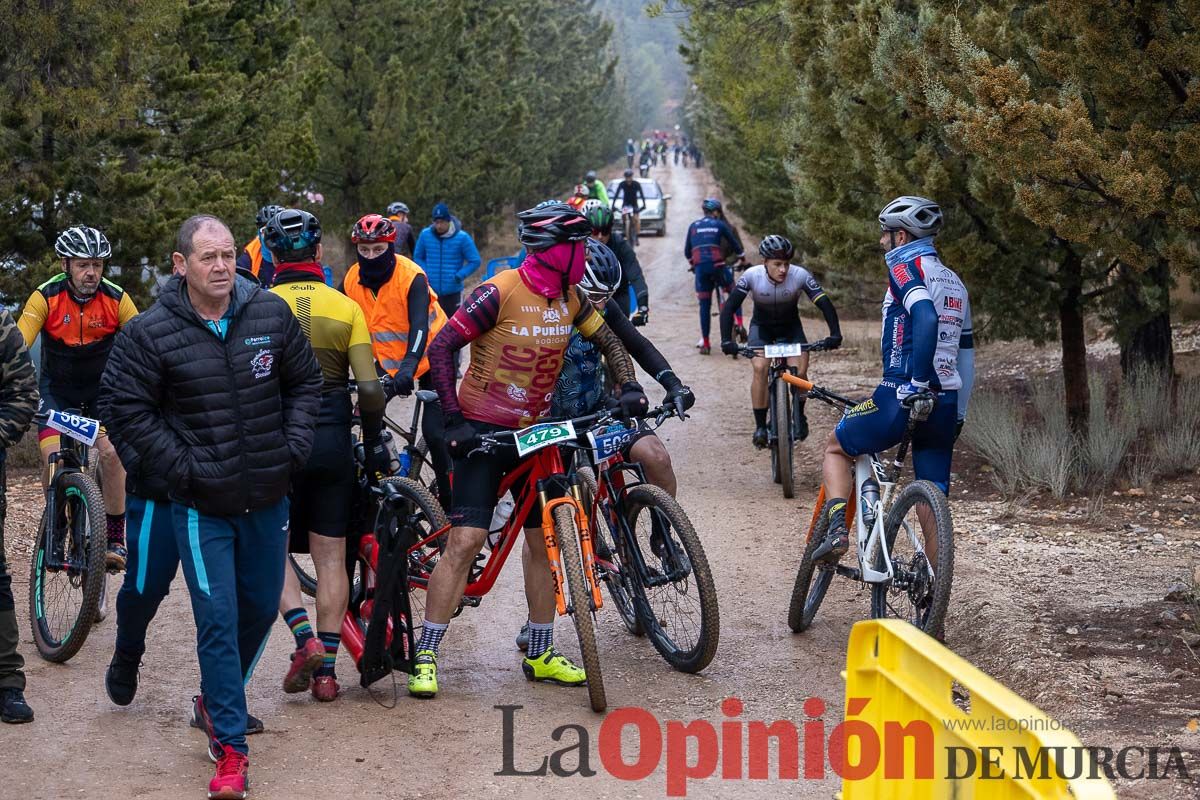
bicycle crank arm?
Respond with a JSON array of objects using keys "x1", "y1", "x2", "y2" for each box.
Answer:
[{"x1": 642, "y1": 558, "x2": 693, "y2": 587}]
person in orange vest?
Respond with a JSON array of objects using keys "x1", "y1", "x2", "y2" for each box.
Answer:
[
  {"x1": 236, "y1": 204, "x2": 284, "y2": 287},
  {"x1": 341, "y1": 213, "x2": 451, "y2": 507}
]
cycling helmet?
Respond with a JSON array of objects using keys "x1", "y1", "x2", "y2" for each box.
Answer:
[
  {"x1": 351, "y1": 213, "x2": 397, "y2": 243},
  {"x1": 585, "y1": 204, "x2": 614, "y2": 233},
  {"x1": 579, "y1": 238, "x2": 622, "y2": 303},
  {"x1": 758, "y1": 234, "x2": 794, "y2": 261},
  {"x1": 878, "y1": 195, "x2": 943, "y2": 238},
  {"x1": 385, "y1": 201, "x2": 409, "y2": 217},
  {"x1": 585, "y1": 170, "x2": 597, "y2": 182},
  {"x1": 516, "y1": 202, "x2": 591, "y2": 251},
  {"x1": 573, "y1": 183, "x2": 589, "y2": 197},
  {"x1": 255, "y1": 204, "x2": 285, "y2": 228},
  {"x1": 54, "y1": 226, "x2": 112, "y2": 260},
  {"x1": 701, "y1": 197, "x2": 723, "y2": 213},
  {"x1": 581, "y1": 198, "x2": 605, "y2": 216},
  {"x1": 624, "y1": 168, "x2": 634, "y2": 178},
  {"x1": 262, "y1": 208, "x2": 322, "y2": 260}
]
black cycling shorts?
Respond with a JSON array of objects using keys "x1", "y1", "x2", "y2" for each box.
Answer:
[
  {"x1": 289, "y1": 423, "x2": 356, "y2": 548},
  {"x1": 747, "y1": 320, "x2": 807, "y2": 349},
  {"x1": 450, "y1": 422, "x2": 546, "y2": 530},
  {"x1": 620, "y1": 421, "x2": 658, "y2": 457}
]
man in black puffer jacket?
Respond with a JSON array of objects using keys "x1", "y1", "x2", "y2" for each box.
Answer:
[{"x1": 102, "y1": 214, "x2": 320, "y2": 799}]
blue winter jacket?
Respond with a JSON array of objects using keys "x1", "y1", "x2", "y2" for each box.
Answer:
[{"x1": 412, "y1": 216, "x2": 482, "y2": 296}]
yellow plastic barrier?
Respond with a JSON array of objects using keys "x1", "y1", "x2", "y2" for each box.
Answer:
[{"x1": 839, "y1": 619, "x2": 1116, "y2": 799}]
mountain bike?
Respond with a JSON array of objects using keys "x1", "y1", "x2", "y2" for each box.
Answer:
[
  {"x1": 784, "y1": 374, "x2": 954, "y2": 637},
  {"x1": 575, "y1": 408, "x2": 719, "y2": 673},
  {"x1": 712, "y1": 259, "x2": 748, "y2": 342},
  {"x1": 738, "y1": 342, "x2": 827, "y2": 499},
  {"x1": 27, "y1": 410, "x2": 106, "y2": 662},
  {"x1": 405, "y1": 407, "x2": 663, "y2": 713},
  {"x1": 291, "y1": 388, "x2": 440, "y2": 597},
  {"x1": 620, "y1": 205, "x2": 640, "y2": 248}
]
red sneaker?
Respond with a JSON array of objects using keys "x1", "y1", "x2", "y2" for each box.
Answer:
[
  {"x1": 311, "y1": 675, "x2": 340, "y2": 702},
  {"x1": 282, "y1": 638, "x2": 324, "y2": 694},
  {"x1": 208, "y1": 744, "x2": 248, "y2": 800}
]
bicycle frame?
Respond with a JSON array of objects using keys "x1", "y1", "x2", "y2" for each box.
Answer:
[{"x1": 41, "y1": 421, "x2": 92, "y2": 573}]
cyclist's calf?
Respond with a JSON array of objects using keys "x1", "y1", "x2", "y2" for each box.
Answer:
[
  {"x1": 630, "y1": 436, "x2": 676, "y2": 497},
  {"x1": 821, "y1": 430, "x2": 853, "y2": 502}
]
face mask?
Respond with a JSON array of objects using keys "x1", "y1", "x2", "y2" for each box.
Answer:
[
  {"x1": 357, "y1": 244, "x2": 396, "y2": 290},
  {"x1": 520, "y1": 241, "x2": 585, "y2": 298}
]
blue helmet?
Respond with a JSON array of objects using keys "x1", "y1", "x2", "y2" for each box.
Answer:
[{"x1": 702, "y1": 197, "x2": 722, "y2": 213}]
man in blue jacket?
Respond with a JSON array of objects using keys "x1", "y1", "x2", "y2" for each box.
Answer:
[{"x1": 413, "y1": 202, "x2": 482, "y2": 319}]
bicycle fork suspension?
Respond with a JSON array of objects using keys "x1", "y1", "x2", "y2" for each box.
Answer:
[{"x1": 539, "y1": 486, "x2": 603, "y2": 616}]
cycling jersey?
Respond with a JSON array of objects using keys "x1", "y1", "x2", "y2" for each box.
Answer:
[
  {"x1": 611, "y1": 180, "x2": 645, "y2": 211},
  {"x1": 586, "y1": 180, "x2": 609, "y2": 205},
  {"x1": 684, "y1": 216, "x2": 742, "y2": 268},
  {"x1": 18, "y1": 273, "x2": 138, "y2": 407},
  {"x1": 727, "y1": 264, "x2": 825, "y2": 327},
  {"x1": 880, "y1": 244, "x2": 971, "y2": 391},
  {"x1": 442, "y1": 269, "x2": 605, "y2": 428}
]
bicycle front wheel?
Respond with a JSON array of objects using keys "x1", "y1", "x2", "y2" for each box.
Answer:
[
  {"x1": 774, "y1": 377, "x2": 795, "y2": 498},
  {"x1": 28, "y1": 472, "x2": 106, "y2": 662},
  {"x1": 584, "y1": 467, "x2": 642, "y2": 636},
  {"x1": 870, "y1": 480, "x2": 954, "y2": 637},
  {"x1": 553, "y1": 504, "x2": 606, "y2": 712},
  {"x1": 623, "y1": 485, "x2": 719, "y2": 673},
  {"x1": 787, "y1": 500, "x2": 837, "y2": 633}
]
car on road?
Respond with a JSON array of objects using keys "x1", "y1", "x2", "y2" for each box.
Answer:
[{"x1": 607, "y1": 178, "x2": 671, "y2": 237}]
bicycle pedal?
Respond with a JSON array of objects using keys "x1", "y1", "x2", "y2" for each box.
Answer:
[{"x1": 460, "y1": 596, "x2": 481, "y2": 608}]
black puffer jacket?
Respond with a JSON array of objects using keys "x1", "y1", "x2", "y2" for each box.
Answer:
[{"x1": 100, "y1": 275, "x2": 321, "y2": 516}]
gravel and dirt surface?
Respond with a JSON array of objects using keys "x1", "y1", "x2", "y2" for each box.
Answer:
[{"x1": 1, "y1": 164, "x2": 1197, "y2": 799}]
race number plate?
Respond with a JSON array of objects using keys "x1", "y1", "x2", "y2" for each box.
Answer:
[
  {"x1": 44, "y1": 410, "x2": 100, "y2": 447},
  {"x1": 763, "y1": 342, "x2": 806, "y2": 358},
  {"x1": 587, "y1": 423, "x2": 637, "y2": 464},
  {"x1": 514, "y1": 420, "x2": 576, "y2": 458}
]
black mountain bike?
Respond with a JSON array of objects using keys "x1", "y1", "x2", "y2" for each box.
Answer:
[
  {"x1": 28, "y1": 410, "x2": 106, "y2": 662},
  {"x1": 739, "y1": 342, "x2": 826, "y2": 499},
  {"x1": 576, "y1": 405, "x2": 719, "y2": 673}
]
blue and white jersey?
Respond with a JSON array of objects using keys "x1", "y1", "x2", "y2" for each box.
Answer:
[
  {"x1": 880, "y1": 252, "x2": 971, "y2": 390},
  {"x1": 550, "y1": 330, "x2": 606, "y2": 419}
]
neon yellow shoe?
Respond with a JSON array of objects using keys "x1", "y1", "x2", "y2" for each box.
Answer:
[
  {"x1": 522, "y1": 647, "x2": 587, "y2": 686},
  {"x1": 407, "y1": 650, "x2": 438, "y2": 698}
]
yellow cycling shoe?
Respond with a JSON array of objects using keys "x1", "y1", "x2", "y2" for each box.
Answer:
[
  {"x1": 407, "y1": 650, "x2": 438, "y2": 698},
  {"x1": 522, "y1": 647, "x2": 587, "y2": 686}
]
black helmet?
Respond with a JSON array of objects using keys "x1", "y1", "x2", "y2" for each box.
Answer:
[
  {"x1": 579, "y1": 238, "x2": 622, "y2": 303},
  {"x1": 255, "y1": 204, "x2": 285, "y2": 228},
  {"x1": 623, "y1": 168, "x2": 634, "y2": 178},
  {"x1": 516, "y1": 202, "x2": 591, "y2": 252},
  {"x1": 54, "y1": 226, "x2": 112, "y2": 260},
  {"x1": 758, "y1": 234, "x2": 794, "y2": 261},
  {"x1": 702, "y1": 197, "x2": 722, "y2": 213},
  {"x1": 263, "y1": 208, "x2": 322, "y2": 262}
]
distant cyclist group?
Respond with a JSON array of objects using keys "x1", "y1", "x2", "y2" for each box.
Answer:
[{"x1": 0, "y1": 142, "x2": 972, "y2": 800}]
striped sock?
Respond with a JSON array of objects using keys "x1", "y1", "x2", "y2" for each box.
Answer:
[
  {"x1": 315, "y1": 631, "x2": 340, "y2": 677},
  {"x1": 282, "y1": 607, "x2": 314, "y2": 649},
  {"x1": 526, "y1": 621, "x2": 554, "y2": 659},
  {"x1": 416, "y1": 620, "x2": 448, "y2": 656},
  {"x1": 106, "y1": 514, "x2": 125, "y2": 546}
]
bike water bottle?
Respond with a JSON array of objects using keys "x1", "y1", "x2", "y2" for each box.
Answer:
[
  {"x1": 485, "y1": 492, "x2": 516, "y2": 550},
  {"x1": 860, "y1": 478, "x2": 880, "y2": 530}
]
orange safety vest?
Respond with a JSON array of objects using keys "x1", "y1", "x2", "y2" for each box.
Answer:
[
  {"x1": 243, "y1": 236, "x2": 264, "y2": 277},
  {"x1": 342, "y1": 255, "x2": 446, "y2": 378}
]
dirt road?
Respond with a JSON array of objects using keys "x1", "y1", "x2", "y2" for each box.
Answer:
[{"x1": 2, "y1": 163, "x2": 1197, "y2": 799}]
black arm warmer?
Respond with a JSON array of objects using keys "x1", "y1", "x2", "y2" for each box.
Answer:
[
  {"x1": 718, "y1": 284, "x2": 749, "y2": 343},
  {"x1": 814, "y1": 295, "x2": 841, "y2": 338}
]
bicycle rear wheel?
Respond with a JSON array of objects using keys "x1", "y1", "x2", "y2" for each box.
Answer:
[
  {"x1": 774, "y1": 377, "x2": 795, "y2": 498},
  {"x1": 584, "y1": 467, "x2": 642, "y2": 637},
  {"x1": 870, "y1": 480, "x2": 954, "y2": 637},
  {"x1": 623, "y1": 485, "x2": 719, "y2": 673},
  {"x1": 553, "y1": 504, "x2": 606, "y2": 712},
  {"x1": 383, "y1": 478, "x2": 448, "y2": 638},
  {"x1": 787, "y1": 500, "x2": 837, "y2": 633},
  {"x1": 28, "y1": 472, "x2": 106, "y2": 662}
]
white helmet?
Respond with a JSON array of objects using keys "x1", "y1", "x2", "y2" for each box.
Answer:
[
  {"x1": 878, "y1": 196, "x2": 943, "y2": 238},
  {"x1": 581, "y1": 198, "x2": 604, "y2": 216},
  {"x1": 55, "y1": 226, "x2": 112, "y2": 260}
]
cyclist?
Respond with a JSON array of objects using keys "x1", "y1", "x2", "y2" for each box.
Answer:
[
  {"x1": 18, "y1": 226, "x2": 138, "y2": 570},
  {"x1": 720, "y1": 235, "x2": 842, "y2": 446},
  {"x1": 813, "y1": 196, "x2": 974, "y2": 563},
  {"x1": 512, "y1": 238, "x2": 690, "y2": 651},
  {"x1": 625, "y1": 138, "x2": 636, "y2": 169},
  {"x1": 342, "y1": 213, "x2": 452, "y2": 508},
  {"x1": 585, "y1": 205, "x2": 649, "y2": 324},
  {"x1": 610, "y1": 168, "x2": 647, "y2": 247},
  {"x1": 567, "y1": 184, "x2": 591, "y2": 211},
  {"x1": 236, "y1": 203, "x2": 284, "y2": 287},
  {"x1": 583, "y1": 170, "x2": 609, "y2": 205},
  {"x1": 265, "y1": 210, "x2": 388, "y2": 703},
  {"x1": 684, "y1": 198, "x2": 745, "y2": 354},
  {"x1": 385, "y1": 201, "x2": 416, "y2": 258},
  {"x1": 638, "y1": 145, "x2": 652, "y2": 178},
  {"x1": 410, "y1": 202, "x2": 649, "y2": 699}
]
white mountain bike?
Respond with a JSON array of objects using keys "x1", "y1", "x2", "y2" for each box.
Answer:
[{"x1": 783, "y1": 374, "x2": 954, "y2": 638}]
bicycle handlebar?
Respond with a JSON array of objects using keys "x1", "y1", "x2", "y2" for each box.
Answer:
[
  {"x1": 736, "y1": 341, "x2": 828, "y2": 360},
  {"x1": 470, "y1": 403, "x2": 683, "y2": 456},
  {"x1": 780, "y1": 373, "x2": 815, "y2": 393}
]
